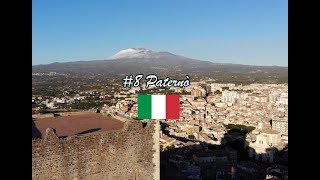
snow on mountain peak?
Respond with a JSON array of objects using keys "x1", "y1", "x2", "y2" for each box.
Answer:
[{"x1": 108, "y1": 48, "x2": 156, "y2": 59}]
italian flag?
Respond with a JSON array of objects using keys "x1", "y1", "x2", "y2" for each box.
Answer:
[{"x1": 138, "y1": 94, "x2": 180, "y2": 120}]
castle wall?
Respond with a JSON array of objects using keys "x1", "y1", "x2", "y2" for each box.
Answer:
[{"x1": 32, "y1": 120, "x2": 159, "y2": 180}]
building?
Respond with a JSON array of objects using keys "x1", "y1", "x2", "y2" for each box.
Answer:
[
  {"x1": 221, "y1": 91, "x2": 239, "y2": 103},
  {"x1": 276, "y1": 92, "x2": 288, "y2": 105},
  {"x1": 189, "y1": 98, "x2": 207, "y2": 109},
  {"x1": 181, "y1": 124, "x2": 200, "y2": 135},
  {"x1": 257, "y1": 121, "x2": 264, "y2": 130},
  {"x1": 193, "y1": 152, "x2": 215, "y2": 164},
  {"x1": 272, "y1": 117, "x2": 288, "y2": 135},
  {"x1": 191, "y1": 88, "x2": 206, "y2": 97},
  {"x1": 248, "y1": 94, "x2": 268, "y2": 103},
  {"x1": 225, "y1": 148, "x2": 237, "y2": 163},
  {"x1": 248, "y1": 129, "x2": 281, "y2": 163},
  {"x1": 160, "y1": 135, "x2": 178, "y2": 148}
]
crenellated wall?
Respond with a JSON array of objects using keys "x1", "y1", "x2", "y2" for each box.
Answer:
[{"x1": 32, "y1": 120, "x2": 159, "y2": 180}]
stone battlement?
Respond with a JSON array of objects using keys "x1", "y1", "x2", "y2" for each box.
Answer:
[{"x1": 32, "y1": 120, "x2": 159, "y2": 180}]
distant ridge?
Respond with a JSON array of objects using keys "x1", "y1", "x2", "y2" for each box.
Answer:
[{"x1": 32, "y1": 48, "x2": 287, "y2": 80}]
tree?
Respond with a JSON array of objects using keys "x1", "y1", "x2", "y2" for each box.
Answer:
[{"x1": 224, "y1": 124, "x2": 255, "y2": 133}]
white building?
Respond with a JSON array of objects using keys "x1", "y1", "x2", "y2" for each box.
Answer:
[
  {"x1": 248, "y1": 129, "x2": 281, "y2": 163},
  {"x1": 222, "y1": 91, "x2": 239, "y2": 103},
  {"x1": 272, "y1": 117, "x2": 288, "y2": 135},
  {"x1": 276, "y1": 92, "x2": 288, "y2": 105}
]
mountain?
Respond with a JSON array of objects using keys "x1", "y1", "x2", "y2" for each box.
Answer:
[
  {"x1": 32, "y1": 48, "x2": 287, "y2": 83},
  {"x1": 107, "y1": 48, "x2": 189, "y2": 60}
]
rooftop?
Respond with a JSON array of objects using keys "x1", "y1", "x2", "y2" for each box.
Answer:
[
  {"x1": 261, "y1": 129, "x2": 280, "y2": 134},
  {"x1": 32, "y1": 113, "x2": 124, "y2": 139}
]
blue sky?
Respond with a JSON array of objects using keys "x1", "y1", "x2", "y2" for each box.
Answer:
[{"x1": 32, "y1": 0, "x2": 288, "y2": 66}]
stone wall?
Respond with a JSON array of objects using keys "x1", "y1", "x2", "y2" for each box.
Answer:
[{"x1": 32, "y1": 120, "x2": 159, "y2": 180}]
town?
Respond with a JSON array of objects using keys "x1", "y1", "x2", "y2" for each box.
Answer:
[{"x1": 32, "y1": 77, "x2": 288, "y2": 179}]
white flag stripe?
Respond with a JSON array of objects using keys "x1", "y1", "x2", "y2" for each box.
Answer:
[{"x1": 151, "y1": 95, "x2": 166, "y2": 119}]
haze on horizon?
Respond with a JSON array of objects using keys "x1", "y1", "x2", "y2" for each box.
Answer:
[{"x1": 32, "y1": 0, "x2": 288, "y2": 67}]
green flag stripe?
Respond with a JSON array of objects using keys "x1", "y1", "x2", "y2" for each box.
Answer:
[{"x1": 138, "y1": 94, "x2": 152, "y2": 119}]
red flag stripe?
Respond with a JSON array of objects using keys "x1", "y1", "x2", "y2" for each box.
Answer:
[{"x1": 166, "y1": 95, "x2": 180, "y2": 119}]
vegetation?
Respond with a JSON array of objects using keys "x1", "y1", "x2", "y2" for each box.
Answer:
[
  {"x1": 224, "y1": 124, "x2": 255, "y2": 133},
  {"x1": 138, "y1": 88, "x2": 175, "y2": 94},
  {"x1": 221, "y1": 87, "x2": 229, "y2": 91},
  {"x1": 188, "y1": 135, "x2": 195, "y2": 140},
  {"x1": 69, "y1": 100, "x2": 103, "y2": 110}
]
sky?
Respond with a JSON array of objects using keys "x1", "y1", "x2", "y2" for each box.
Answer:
[{"x1": 32, "y1": 0, "x2": 288, "y2": 66}]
